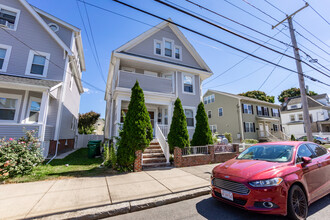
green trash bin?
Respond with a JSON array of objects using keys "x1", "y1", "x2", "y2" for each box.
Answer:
[{"x1": 87, "y1": 140, "x2": 102, "y2": 158}]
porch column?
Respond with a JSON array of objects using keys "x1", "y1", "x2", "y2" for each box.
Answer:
[
  {"x1": 115, "y1": 98, "x2": 122, "y2": 137},
  {"x1": 168, "y1": 102, "x2": 173, "y2": 128},
  {"x1": 20, "y1": 90, "x2": 29, "y2": 123},
  {"x1": 38, "y1": 91, "x2": 50, "y2": 142}
]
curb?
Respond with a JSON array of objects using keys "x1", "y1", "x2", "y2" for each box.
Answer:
[{"x1": 30, "y1": 186, "x2": 211, "y2": 219}]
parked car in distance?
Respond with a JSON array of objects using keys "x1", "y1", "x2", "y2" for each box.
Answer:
[
  {"x1": 211, "y1": 141, "x2": 330, "y2": 220},
  {"x1": 216, "y1": 135, "x2": 228, "y2": 145},
  {"x1": 297, "y1": 135, "x2": 329, "y2": 144}
]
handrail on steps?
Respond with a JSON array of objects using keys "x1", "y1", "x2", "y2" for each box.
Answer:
[{"x1": 155, "y1": 124, "x2": 170, "y2": 163}]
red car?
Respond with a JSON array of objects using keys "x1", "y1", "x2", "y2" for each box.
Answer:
[{"x1": 211, "y1": 141, "x2": 330, "y2": 220}]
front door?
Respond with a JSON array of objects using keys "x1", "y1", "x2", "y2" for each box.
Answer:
[
  {"x1": 259, "y1": 123, "x2": 264, "y2": 137},
  {"x1": 148, "y1": 111, "x2": 155, "y2": 136},
  {"x1": 265, "y1": 124, "x2": 269, "y2": 136}
]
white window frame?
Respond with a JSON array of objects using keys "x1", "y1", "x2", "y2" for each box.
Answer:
[
  {"x1": 182, "y1": 72, "x2": 195, "y2": 95},
  {"x1": 25, "y1": 50, "x2": 50, "y2": 77},
  {"x1": 0, "y1": 4, "x2": 21, "y2": 31},
  {"x1": 48, "y1": 23, "x2": 59, "y2": 32},
  {"x1": 26, "y1": 97, "x2": 41, "y2": 123},
  {"x1": 208, "y1": 110, "x2": 212, "y2": 119},
  {"x1": 210, "y1": 125, "x2": 217, "y2": 133},
  {"x1": 243, "y1": 104, "x2": 253, "y2": 114},
  {"x1": 154, "y1": 39, "x2": 162, "y2": 56},
  {"x1": 163, "y1": 38, "x2": 174, "y2": 58},
  {"x1": 174, "y1": 45, "x2": 182, "y2": 61},
  {"x1": 245, "y1": 122, "x2": 254, "y2": 133},
  {"x1": 183, "y1": 106, "x2": 196, "y2": 128},
  {"x1": 0, "y1": 92, "x2": 21, "y2": 123},
  {"x1": 0, "y1": 44, "x2": 12, "y2": 72},
  {"x1": 298, "y1": 114, "x2": 303, "y2": 121},
  {"x1": 218, "y1": 107, "x2": 223, "y2": 117},
  {"x1": 290, "y1": 114, "x2": 295, "y2": 122}
]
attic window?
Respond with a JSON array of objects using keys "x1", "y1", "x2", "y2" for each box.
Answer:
[
  {"x1": 164, "y1": 40, "x2": 172, "y2": 57},
  {"x1": 0, "y1": 4, "x2": 20, "y2": 31},
  {"x1": 48, "y1": 23, "x2": 59, "y2": 32},
  {"x1": 155, "y1": 41, "x2": 161, "y2": 55}
]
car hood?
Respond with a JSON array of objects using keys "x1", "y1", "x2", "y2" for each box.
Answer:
[{"x1": 214, "y1": 159, "x2": 288, "y2": 180}]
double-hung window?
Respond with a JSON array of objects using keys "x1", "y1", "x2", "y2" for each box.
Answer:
[
  {"x1": 208, "y1": 110, "x2": 212, "y2": 119},
  {"x1": 164, "y1": 40, "x2": 172, "y2": 57},
  {"x1": 272, "y1": 108, "x2": 280, "y2": 117},
  {"x1": 243, "y1": 104, "x2": 253, "y2": 114},
  {"x1": 0, "y1": 44, "x2": 11, "y2": 72},
  {"x1": 154, "y1": 40, "x2": 162, "y2": 55},
  {"x1": 210, "y1": 125, "x2": 217, "y2": 133},
  {"x1": 25, "y1": 50, "x2": 50, "y2": 77},
  {"x1": 290, "y1": 115, "x2": 295, "y2": 122},
  {"x1": 27, "y1": 97, "x2": 41, "y2": 123},
  {"x1": 244, "y1": 122, "x2": 255, "y2": 133},
  {"x1": 0, "y1": 4, "x2": 20, "y2": 31},
  {"x1": 183, "y1": 73, "x2": 194, "y2": 94},
  {"x1": 298, "y1": 114, "x2": 303, "y2": 121},
  {"x1": 174, "y1": 46, "x2": 181, "y2": 59},
  {"x1": 218, "y1": 108, "x2": 223, "y2": 117},
  {"x1": 0, "y1": 93, "x2": 21, "y2": 122},
  {"x1": 184, "y1": 109, "x2": 194, "y2": 127}
]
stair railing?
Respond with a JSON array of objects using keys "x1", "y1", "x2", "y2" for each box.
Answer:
[{"x1": 155, "y1": 124, "x2": 170, "y2": 163}]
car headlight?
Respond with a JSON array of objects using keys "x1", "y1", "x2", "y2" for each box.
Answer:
[{"x1": 249, "y1": 177, "x2": 283, "y2": 187}]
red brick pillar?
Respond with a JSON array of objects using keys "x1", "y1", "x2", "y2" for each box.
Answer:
[
  {"x1": 174, "y1": 147, "x2": 182, "y2": 167},
  {"x1": 134, "y1": 150, "x2": 142, "y2": 172},
  {"x1": 233, "y1": 144, "x2": 239, "y2": 153},
  {"x1": 208, "y1": 145, "x2": 215, "y2": 163}
]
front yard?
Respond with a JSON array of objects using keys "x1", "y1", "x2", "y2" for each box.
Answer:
[{"x1": 1, "y1": 148, "x2": 116, "y2": 184}]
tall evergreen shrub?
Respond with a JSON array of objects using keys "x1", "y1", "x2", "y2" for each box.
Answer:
[
  {"x1": 167, "y1": 98, "x2": 190, "y2": 153},
  {"x1": 191, "y1": 102, "x2": 213, "y2": 146},
  {"x1": 117, "y1": 81, "x2": 153, "y2": 170}
]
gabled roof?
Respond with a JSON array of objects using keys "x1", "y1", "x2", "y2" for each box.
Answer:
[
  {"x1": 206, "y1": 89, "x2": 281, "y2": 107},
  {"x1": 114, "y1": 19, "x2": 212, "y2": 73},
  {"x1": 18, "y1": 0, "x2": 72, "y2": 55},
  {"x1": 281, "y1": 95, "x2": 327, "y2": 111}
]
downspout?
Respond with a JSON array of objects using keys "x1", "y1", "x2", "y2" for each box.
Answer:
[
  {"x1": 238, "y1": 99, "x2": 244, "y2": 141},
  {"x1": 47, "y1": 56, "x2": 72, "y2": 164}
]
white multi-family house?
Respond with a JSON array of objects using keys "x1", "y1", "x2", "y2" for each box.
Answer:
[
  {"x1": 104, "y1": 19, "x2": 213, "y2": 167},
  {"x1": 0, "y1": 0, "x2": 85, "y2": 157},
  {"x1": 281, "y1": 94, "x2": 330, "y2": 138}
]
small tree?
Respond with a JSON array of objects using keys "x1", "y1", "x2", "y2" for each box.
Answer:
[
  {"x1": 278, "y1": 87, "x2": 318, "y2": 103},
  {"x1": 191, "y1": 102, "x2": 213, "y2": 146},
  {"x1": 239, "y1": 90, "x2": 275, "y2": 103},
  {"x1": 117, "y1": 81, "x2": 153, "y2": 170},
  {"x1": 224, "y1": 132, "x2": 233, "y2": 143},
  {"x1": 78, "y1": 111, "x2": 100, "y2": 134},
  {"x1": 168, "y1": 98, "x2": 190, "y2": 153}
]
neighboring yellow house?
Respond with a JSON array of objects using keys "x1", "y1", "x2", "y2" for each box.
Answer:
[{"x1": 203, "y1": 90, "x2": 287, "y2": 143}]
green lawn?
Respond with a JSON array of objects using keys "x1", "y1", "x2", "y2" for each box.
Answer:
[
  {"x1": 325, "y1": 144, "x2": 330, "y2": 149},
  {"x1": 1, "y1": 148, "x2": 117, "y2": 184}
]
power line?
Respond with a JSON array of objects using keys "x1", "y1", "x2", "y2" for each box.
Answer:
[
  {"x1": 302, "y1": 0, "x2": 330, "y2": 27},
  {"x1": 76, "y1": 0, "x2": 107, "y2": 84},
  {"x1": 268, "y1": 73, "x2": 295, "y2": 93},
  {"x1": 203, "y1": 27, "x2": 286, "y2": 86},
  {"x1": 258, "y1": 46, "x2": 290, "y2": 90},
  {"x1": 224, "y1": 0, "x2": 330, "y2": 63},
  {"x1": 155, "y1": 0, "x2": 330, "y2": 78},
  {"x1": 0, "y1": 26, "x2": 105, "y2": 93}
]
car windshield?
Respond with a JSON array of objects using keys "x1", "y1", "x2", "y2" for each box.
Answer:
[{"x1": 237, "y1": 145, "x2": 294, "y2": 162}]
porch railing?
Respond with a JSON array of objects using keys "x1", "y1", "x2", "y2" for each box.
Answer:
[
  {"x1": 182, "y1": 146, "x2": 208, "y2": 156},
  {"x1": 158, "y1": 124, "x2": 169, "y2": 138},
  {"x1": 155, "y1": 124, "x2": 170, "y2": 163}
]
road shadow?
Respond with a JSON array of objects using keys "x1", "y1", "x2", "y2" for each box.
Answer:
[{"x1": 196, "y1": 194, "x2": 329, "y2": 220}]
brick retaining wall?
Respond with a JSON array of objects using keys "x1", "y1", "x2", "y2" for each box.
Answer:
[{"x1": 174, "y1": 144, "x2": 239, "y2": 168}]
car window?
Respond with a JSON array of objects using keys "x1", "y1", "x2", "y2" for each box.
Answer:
[
  {"x1": 296, "y1": 144, "x2": 314, "y2": 163},
  {"x1": 307, "y1": 144, "x2": 327, "y2": 157}
]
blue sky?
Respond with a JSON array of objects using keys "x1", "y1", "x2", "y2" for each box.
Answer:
[{"x1": 28, "y1": 0, "x2": 330, "y2": 118}]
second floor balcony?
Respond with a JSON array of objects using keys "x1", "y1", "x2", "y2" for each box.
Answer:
[{"x1": 117, "y1": 70, "x2": 174, "y2": 94}]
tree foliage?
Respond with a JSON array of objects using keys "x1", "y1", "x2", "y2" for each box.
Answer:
[
  {"x1": 278, "y1": 87, "x2": 318, "y2": 103},
  {"x1": 191, "y1": 102, "x2": 213, "y2": 146},
  {"x1": 117, "y1": 81, "x2": 153, "y2": 170},
  {"x1": 168, "y1": 98, "x2": 190, "y2": 153},
  {"x1": 78, "y1": 111, "x2": 100, "y2": 134},
  {"x1": 239, "y1": 90, "x2": 275, "y2": 103}
]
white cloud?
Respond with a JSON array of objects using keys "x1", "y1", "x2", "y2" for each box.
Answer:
[{"x1": 83, "y1": 87, "x2": 90, "y2": 94}]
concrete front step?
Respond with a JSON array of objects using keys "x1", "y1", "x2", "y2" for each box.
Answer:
[
  {"x1": 147, "y1": 145, "x2": 162, "y2": 150},
  {"x1": 142, "y1": 162, "x2": 168, "y2": 168},
  {"x1": 143, "y1": 158, "x2": 166, "y2": 164},
  {"x1": 143, "y1": 153, "x2": 165, "y2": 159}
]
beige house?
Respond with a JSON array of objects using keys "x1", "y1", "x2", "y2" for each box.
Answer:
[{"x1": 203, "y1": 90, "x2": 287, "y2": 143}]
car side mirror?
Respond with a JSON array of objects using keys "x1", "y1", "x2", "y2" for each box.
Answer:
[{"x1": 302, "y1": 157, "x2": 312, "y2": 164}]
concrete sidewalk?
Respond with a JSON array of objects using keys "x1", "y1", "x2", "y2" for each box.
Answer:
[{"x1": 0, "y1": 164, "x2": 217, "y2": 219}]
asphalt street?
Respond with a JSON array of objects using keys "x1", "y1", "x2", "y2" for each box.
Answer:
[{"x1": 109, "y1": 194, "x2": 330, "y2": 220}]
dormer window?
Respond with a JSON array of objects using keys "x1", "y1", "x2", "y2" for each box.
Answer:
[
  {"x1": 164, "y1": 40, "x2": 172, "y2": 57},
  {"x1": 0, "y1": 4, "x2": 20, "y2": 31}
]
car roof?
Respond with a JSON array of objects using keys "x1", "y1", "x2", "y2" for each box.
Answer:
[{"x1": 253, "y1": 141, "x2": 308, "y2": 147}]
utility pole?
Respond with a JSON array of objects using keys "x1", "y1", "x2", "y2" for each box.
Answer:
[{"x1": 273, "y1": 3, "x2": 313, "y2": 142}]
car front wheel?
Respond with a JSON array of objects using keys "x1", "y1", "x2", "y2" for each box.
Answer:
[{"x1": 288, "y1": 185, "x2": 308, "y2": 220}]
